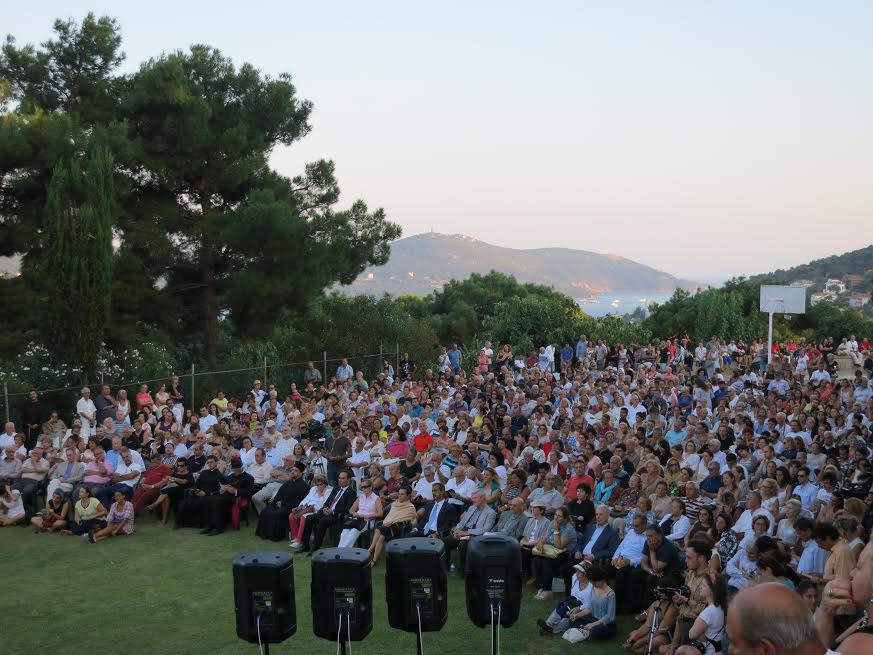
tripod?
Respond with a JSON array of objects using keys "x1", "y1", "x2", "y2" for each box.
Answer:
[{"x1": 645, "y1": 602, "x2": 663, "y2": 655}]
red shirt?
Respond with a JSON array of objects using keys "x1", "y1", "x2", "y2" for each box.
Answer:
[
  {"x1": 413, "y1": 432, "x2": 433, "y2": 453},
  {"x1": 143, "y1": 463, "x2": 171, "y2": 485},
  {"x1": 565, "y1": 474, "x2": 595, "y2": 499}
]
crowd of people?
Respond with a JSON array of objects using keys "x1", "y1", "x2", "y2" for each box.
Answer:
[{"x1": 1, "y1": 335, "x2": 873, "y2": 654}]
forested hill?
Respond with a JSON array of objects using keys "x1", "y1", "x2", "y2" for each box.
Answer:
[
  {"x1": 749, "y1": 245, "x2": 873, "y2": 284},
  {"x1": 346, "y1": 232, "x2": 702, "y2": 298}
]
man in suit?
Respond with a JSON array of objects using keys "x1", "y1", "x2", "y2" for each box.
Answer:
[
  {"x1": 442, "y1": 489, "x2": 496, "y2": 573},
  {"x1": 574, "y1": 505, "x2": 620, "y2": 565},
  {"x1": 495, "y1": 497, "x2": 528, "y2": 540},
  {"x1": 305, "y1": 470, "x2": 354, "y2": 552},
  {"x1": 417, "y1": 482, "x2": 456, "y2": 538}
]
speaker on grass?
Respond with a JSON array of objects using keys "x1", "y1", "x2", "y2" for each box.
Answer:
[
  {"x1": 385, "y1": 537, "x2": 448, "y2": 632},
  {"x1": 311, "y1": 547, "x2": 373, "y2": 641},
  {"x1": 464, "y1": 534, "x2": 522, "y2": 628},
  {"x1": 233, "y1": 551, "x2": 297, "y2": 644}
]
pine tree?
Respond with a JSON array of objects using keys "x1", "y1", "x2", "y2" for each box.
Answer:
[{"x1": 40, "y1": 146, "x2": 114, "y2": 380}]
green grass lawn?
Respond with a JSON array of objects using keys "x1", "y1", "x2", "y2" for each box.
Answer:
[{"x1": 0, "y1": 516, "x2": 632, "y2": 655}]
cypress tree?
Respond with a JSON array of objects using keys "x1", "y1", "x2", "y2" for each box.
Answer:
[{"x1": 40, "y1": 146, "x2": 114, "y2": 381}]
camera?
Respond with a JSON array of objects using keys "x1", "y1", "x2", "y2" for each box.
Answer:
[
  {"x1": 305, "y1": 420, "x2": 325, "y2": 440},
  {"x1": 654, "y1": 584, "x2": 690, "y2": 600},
  {"x1": 310, "y1": 438, "x2": 326, "y2": 452},
  {"x1": 836, "y1": 483, "x2": 868, "y2": 501},
  {"x1": 689, "y1": 639, "x2": 714, "y2": 653}
]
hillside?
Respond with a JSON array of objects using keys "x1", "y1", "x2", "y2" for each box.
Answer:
[
  {"x1": 345, "y1": 232, "x2": 702, "y2": 298},
  {"x1": 749, "y1": 245, "x2": 873, "y2": 285}
]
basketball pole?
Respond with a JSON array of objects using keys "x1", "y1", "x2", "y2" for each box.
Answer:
[{"x1": 767, "y1": 309, "x2": 774, "y2": 367}]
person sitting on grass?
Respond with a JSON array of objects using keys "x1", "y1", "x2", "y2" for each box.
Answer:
[
  {"x1": 686, "y1": 572, "x2": 727, "y2": 655},
  {"x1": 85, "y1": 489, "x2": 134, "y2": 543},
  {"x1": 621, "y1": 577, "x2": 680, "y2": 653},
  {"x1": 537, "y1": 562, "x2": 594, "y2": 635},
  {"x1": 31, "y1": 490, "x2": 69, "y2": 532},
  {"x1": 0, "y1": 482, "x2": 26, "y2": 526},
  {"x1": 61, "y1": 486, "x2": 107, "y2": 536},
  {"x1": 537, "y1": 564, "x2": 617, "y2": 640}
]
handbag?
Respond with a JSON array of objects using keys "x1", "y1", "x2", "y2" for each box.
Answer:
[
  {"x1": 562, "y1": 627, "x2": 589, "y2": 643},
  {"x1": 342, "y1": 517, "x2": 366, "y2": 530},
  {"x1": 533, "y1": 543, "x2": 565, "y2": 559}
]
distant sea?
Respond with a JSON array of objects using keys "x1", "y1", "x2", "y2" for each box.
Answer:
[{"x1": 576, "y1": 292, "x2": 675, "y2": 317}]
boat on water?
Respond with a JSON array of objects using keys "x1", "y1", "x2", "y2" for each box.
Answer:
[
  {"x1": 638, "y1": 298, "x2": 647, "y2": 303},
  {"x1": 610, "y1": 299, "x2": 620, "y2": 307}
]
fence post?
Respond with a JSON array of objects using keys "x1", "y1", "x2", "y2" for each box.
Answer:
[
  {"x1": 263, "y1": 357, "x2": 268, "y2": 386},
  {"x1": 396, "y1": 342, "x2": 400, "y2": 376},
  {"x1": 3, "y1": 382, "x2": 7, "y2": 424},
  {"x1": 100, "y1": 371, "x2": 104, "y2": 386},
  {"x1": 190, "y1": 363, "x2": 195, "y2": 410},
  {"x1": 379, "y1": 343, "x2": 383, "y2": 379},
  {"x1": 323, "y1": 351, "x2": 328, "y2": 382}
]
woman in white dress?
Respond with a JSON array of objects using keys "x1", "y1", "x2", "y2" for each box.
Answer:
[
  {"x1": 0, "y1": 483, "x2": 26, "y2": 526},
  {"x1": 289, "y1": 475, "x2": 332, "y2": 550},
  {"x1": 682, "y1": 441, "x2": 701, "y2": 474},
  {"x1": 115, "y1": 389, "x2": 132, "y2": 426}
]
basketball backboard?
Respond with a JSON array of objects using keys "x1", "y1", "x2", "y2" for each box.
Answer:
[{"x1": 759, "y1": 285, "x2": 806, "y2": 315}]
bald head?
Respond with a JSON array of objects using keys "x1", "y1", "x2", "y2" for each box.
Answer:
[{"x1": 727, "y1": 583, "x2": 820, "y2": 654}]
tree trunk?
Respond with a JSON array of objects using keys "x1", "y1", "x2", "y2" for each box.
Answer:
[
  {"x1": 203, "y1": 262, "x2": 218, "y2": 368},
  {"x1": 200, "y1": 192, "x2": 218, "y2": 368}
]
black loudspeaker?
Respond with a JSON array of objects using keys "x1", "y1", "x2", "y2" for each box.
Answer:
[
  {"x1": 311, "y1": 547, "x2": 373, "y2": 642},
  {"x1": 233, "y1": 551, "x2": 297, "y2": 644},
  {"x1": 464, "y1": 534, "x2": 522, "y2": 628},
  {"x1": 385, "y1": 537, "x2": 448, "y2": 632}
]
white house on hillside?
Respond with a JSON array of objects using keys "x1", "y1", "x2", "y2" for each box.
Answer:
[
  {"x1": 825, "y1": 278, "x2": 846, "y2": 293},
  {"x1": 848, "y1": 292, "x2": 871, "y2": 308}
]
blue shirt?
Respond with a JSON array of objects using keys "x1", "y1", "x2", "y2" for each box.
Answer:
[
  {"x1": 794, "y1": 482, "x2": 819, "y2": 511},
  {"x1": 797, "y1": 540, "x2": 827, "y2": 575},
  {"x1": 700, "y1": 475, "x2": 724, "y2": 495},
  {"x1": 336, "y1": 364, "x2": 354, "y2": 380},
  {"x1": 665, "y1": 428, "x2": 687, "y2": 447},
  {"x1": 105, "y1": 450, "x2": 121, "y2": 469},
  {"x1": 614, "y1": 529, "x2": 647, "y2": 566},
  {"x1": 588, "y1": 589, "x2": 616, "y2": 624},
  {"x1": 424, "y1": 499, "x2": 445, "y2": 534}
]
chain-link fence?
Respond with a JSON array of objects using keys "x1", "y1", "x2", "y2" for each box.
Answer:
[{"x1": 0, "y1": 344, "x2": 403, "y2": 428}]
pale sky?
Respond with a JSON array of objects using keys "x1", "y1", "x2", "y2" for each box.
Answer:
[{"x1": 7, "y1": 1, "x2": 873, "y2": 279}]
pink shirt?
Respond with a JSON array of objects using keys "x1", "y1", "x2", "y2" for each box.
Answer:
[
  {"x1": 387, "y1": 440, "x2": 409, "y2": 458},
  {"x1": 84, "y1": 459, "x2": 114, "y2": 484},
  {"x1": 107, "y1": 500, "x2": 135, "y2": 534}
]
